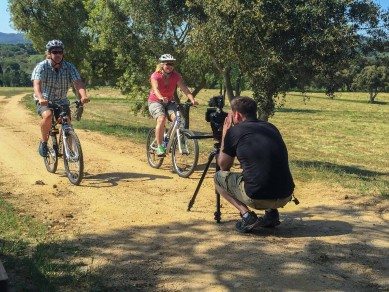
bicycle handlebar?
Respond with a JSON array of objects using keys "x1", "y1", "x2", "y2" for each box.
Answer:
[{"x1": 47, "y1": 100, "x2": 82, "y2": 109}]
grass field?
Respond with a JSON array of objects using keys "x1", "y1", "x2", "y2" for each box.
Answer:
[
  {"x1": 64, "y1": 88, "x2": 388, "y2": 197},
  {"x1": 17, "y1": 87, "x2": 389, "y2": 196}
]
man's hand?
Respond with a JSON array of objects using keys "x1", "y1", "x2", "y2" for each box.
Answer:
[
  {"x1": 191, "y1": 99, "x2": 199, "y2": 106},
  {"x1": 38, "y1": 98, "x2": 48, "y2": 106},
  {"x1": 223, "y1": 112, "x2": 234, "y2": 135},
  {"x1": 220, "y1": 112, "x2": 233, "y2": 152},
  {"x1": 80, "y1": 96, "x2": 90, "y2": 104}
]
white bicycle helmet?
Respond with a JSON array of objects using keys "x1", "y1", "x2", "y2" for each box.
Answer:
[
  {"x1": 46, "y1": 39, "x2": 64, "y2": 51},
  {"x1": 159, "y1": 54, "x2": 176, "y2": 62}
]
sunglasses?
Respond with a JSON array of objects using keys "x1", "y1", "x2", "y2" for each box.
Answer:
[
  {"x1": 164, "y1": 63, "x2": 174, "y2": 66},
  {"x1": 51, "y1": 51, "x2": 63, "y2": 55}
]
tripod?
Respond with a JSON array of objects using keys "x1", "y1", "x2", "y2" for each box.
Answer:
[{"x1": 187, "y1": 142, "x2": 221, "y2": 223}]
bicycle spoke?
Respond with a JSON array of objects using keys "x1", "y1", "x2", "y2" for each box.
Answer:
[
  {"x1": 63, "y1": 130, "x2": 84, "y2": 185},
  {"x1": 146, "y1": 128, "x2": 164, "y2": 168},
  {"x1": 44, "y1": 134, "x2": 58, "y2": 173},
  {"x1": 172, "y1": 130, "x2": 199, "y2": 178}
]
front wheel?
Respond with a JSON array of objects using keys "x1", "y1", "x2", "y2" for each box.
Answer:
[
  {"x1": 63, "y1": 130, "x2": 84, "y2": 185},
  {"x1": 146, "y1": 128, "x2": 164, "y2": 168},
  {"x1": 172, "y1": 129, "x2": 199, "y2": 178},
  {"x1": 44, "y1": 134, "x2": 58, "y2": 173}
]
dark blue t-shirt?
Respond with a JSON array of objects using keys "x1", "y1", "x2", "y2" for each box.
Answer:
[{"x1": 223, "y1": 118, "x2": 294, "y2": 200}]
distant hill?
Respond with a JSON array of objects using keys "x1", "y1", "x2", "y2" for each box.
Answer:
[{"x1": 0, "y1": 32, "x2": 30, "y2": 44}]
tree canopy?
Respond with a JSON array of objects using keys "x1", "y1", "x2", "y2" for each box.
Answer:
[{"x1": 9, "y1": 0, "x2": 388, "y2": 118}]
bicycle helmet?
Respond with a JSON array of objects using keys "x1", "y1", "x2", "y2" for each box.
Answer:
[
  {"x1": 46, "y1": 39, "x2": 64, "y2": 52},
  {"x1": 159, "y1": 54, "x2": 176, "y2": 62}
]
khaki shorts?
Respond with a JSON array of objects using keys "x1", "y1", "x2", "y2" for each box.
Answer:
[
  {"x1": 148, "y1": 101, "x2": 176, "y2": 119},
  {"x1": 214, "y1": 171, "x2": 292, "y2": 210}
]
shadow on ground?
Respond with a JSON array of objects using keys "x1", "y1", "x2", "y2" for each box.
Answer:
[
  {"x1": 2, "y1": 205, "x2": 387, "y2": 291},
  {"x1": 83, "y1": 172, "x2": 171, "y2": 187}
]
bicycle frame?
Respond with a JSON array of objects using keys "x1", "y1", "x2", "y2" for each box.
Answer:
[
  {"x1": 164, "y1": 104, "x2": 186, "y2": 154},
  {"x1": 146, "y1": 102, "x2": 199, "y2": 178},
  {"x1": 49, "y1": 103, "x2": 74, "y2": 153},
  {"x1": 44, "y1": 100, "x2": 84, "y2": 185}
]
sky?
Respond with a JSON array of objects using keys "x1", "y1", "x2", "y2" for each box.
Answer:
[{"x1": 0, "y1": 0, "x2": 388, "y2": 34}]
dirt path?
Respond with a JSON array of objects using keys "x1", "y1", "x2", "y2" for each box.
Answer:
[{"x1": 0, "y1": 93, "x2": 387, "y2": 290}]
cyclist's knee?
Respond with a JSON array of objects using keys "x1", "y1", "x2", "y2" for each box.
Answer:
[
  {"x1": 156, "y1": 115, "x2": 166, "y2": 124},
  {"x1": 41, "y1": 110, "x2": 52, "y2": 120}
]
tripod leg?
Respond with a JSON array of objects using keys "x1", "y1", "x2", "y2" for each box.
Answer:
[
  {"x1": 187, "y1": 151, "x2": 215, "y2": 211},
  {"x1": 214, "y1": 191, "x2": 221, "y2": 223},
  {"x1": 214, "y1": 163, "x2": 221, "y2": 223}
]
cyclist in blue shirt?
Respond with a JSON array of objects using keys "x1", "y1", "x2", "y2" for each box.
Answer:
[{"x1": 31, "y1": 40, "x2": 89, "y2": 157}]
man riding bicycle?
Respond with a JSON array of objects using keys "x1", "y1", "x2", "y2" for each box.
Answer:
[
  {"x1": 148, "y1": 54, "x2": 198, "y2": 157},
  {"x1": 31, "y1": 39, "x2": 90, "y2": 157}
]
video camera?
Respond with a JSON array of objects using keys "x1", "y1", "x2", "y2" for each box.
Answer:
[{"x1": 205, "y1": 95, "x2": 228, "y2": 141}]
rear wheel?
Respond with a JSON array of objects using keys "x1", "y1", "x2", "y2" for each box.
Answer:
[
  {"x1": 172, "y1": 129, "x2": 199, "y2": 178},
  {"x1": 44, "y1": 134, "x2": 58, "y2": 173},
  {"x1": 146, "y1": 128, "x2": 164, "y2": 168},
  {"x1": 63, "y1": 130, "x2": 84, "y2": 185}
]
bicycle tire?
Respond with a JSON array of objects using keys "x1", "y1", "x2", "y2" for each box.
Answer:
[
  {"x1": 63, "y1": 130, "x2": 84, "y2": 185},
  {"x1": 146, "y1": 128, "x2": 164, "y2": 168},
  {"x1": 44, "y1": 134, "x2": 58, "y2": 173},
  {"x1": 172, "y1": 129, "x2": 199, "y2": 178}
]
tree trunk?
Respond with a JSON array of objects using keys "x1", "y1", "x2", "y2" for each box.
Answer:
[
  {"x1": 192, "y1": 77, "x2": 206, "y2": 97},
  {"x1": 235, "y1": 73, "x2": 242, "y2": 97},
  {"x1": 223, "y1": 66, "x2": 235, "y2": 103},
  {"x1": 369, "y1": 89, "x2": 378, "y2": 103}
]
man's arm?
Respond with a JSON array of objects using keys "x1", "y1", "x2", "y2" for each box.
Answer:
[
  {"x1": 33, "y1": 79, "x2": 48, "y2": 106},
  {"x1": 73, "y1": 79, "x2": 89, "y2": 104},
  {"x1": 218, "y1": 151, "x2": 234, "y2": 171},
  {"x1": 177, "y1": 78, "x2": 197, "y2": 105},
  {"x1": 150, "y1": 78, "x2": 166, "y2": 102}
]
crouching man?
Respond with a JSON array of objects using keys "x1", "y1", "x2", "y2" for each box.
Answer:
[{"x1": 215, "y1": 96, "x2": 295, "y2": 233}]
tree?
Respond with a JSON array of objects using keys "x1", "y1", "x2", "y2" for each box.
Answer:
[
  {"x1": 352, "y1": 65, "x2": 389, "y2": 102},
  {"x1": 10, "y1": 0, "x2": 386, "y2": 118},
  {"x1": 188, "y1": 0, "x2": 383, "y2": 119},
  {"x1": 9, "y1": 0, "x2": 89, "y2": 66}
]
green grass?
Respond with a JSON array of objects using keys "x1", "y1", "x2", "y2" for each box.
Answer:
[
  {"x1": 0, "y1": 87, "x2": 32, "y2": 98},
  {"x1": 18, "y1": 87, "x2": 388, "y2": 196},
  {"x1": 0, "y1": 195, "x2": 104, "y2": 290},
  {"x1": 273, "y1": 92, "x2": 388, "y2": 196},
  {"x1": 72, "y1": 87, "x2": 388, "y2": 197}
]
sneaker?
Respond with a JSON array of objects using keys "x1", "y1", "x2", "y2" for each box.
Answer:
[
  {"x1": 38, "y1": 141, "x2": 48, "y2": 157},
  {"x1": 156, "y1": 145, "x2": 166, "y2": 157},
  {"x1": 235, "y1": 211, "x2": 261, "y2": 233},
  {"x1": 257, "y1": 209, "x2": 281, "y2": 228}
]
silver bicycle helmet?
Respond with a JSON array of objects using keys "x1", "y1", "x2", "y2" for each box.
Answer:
[
  {"x1": 46, "y1": 39, "x2": 64, "y2": 51},
  {"x1": 159, "y1": 54, "x2": 176, "y2": 62}
]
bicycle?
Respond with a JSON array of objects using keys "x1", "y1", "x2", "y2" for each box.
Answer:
[
  {"x1": 146, "y1": 102, "x2": 199, "y2": 178},
  {"x1": 43, "y1": 100, "x2": 84, "y2": 185}
]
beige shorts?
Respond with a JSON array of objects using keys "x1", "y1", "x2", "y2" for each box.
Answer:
[
  {"x1": 148, "y1": 101, "x2": 176, "y2": 119},
  {"x1": 214, "y1": 171, "x2": 292, "y2": 210}
]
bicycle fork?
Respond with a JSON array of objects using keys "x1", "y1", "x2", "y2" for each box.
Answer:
[{"x1": 62, "y1": 126, "x2": 78, "y2": 161}]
